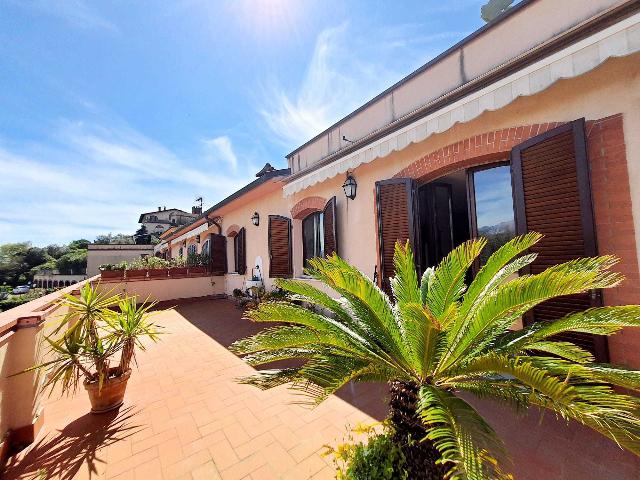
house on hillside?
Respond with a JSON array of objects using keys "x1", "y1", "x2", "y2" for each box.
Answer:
[
  {"x1": 157, "y1": 1, "x2": 640, "y2": 477},
  {"x1": 138, "y1": 206, "x2": 200, "y2": 236}
]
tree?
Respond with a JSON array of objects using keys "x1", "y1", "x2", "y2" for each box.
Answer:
[
  {"x1": 134, "y1": 225, "x2": 151, "y2": 245},
  {"x1": 46, "y1": 244, "x2": 67, "y2": 259},
  {"x1": 481, "y1": 0, "x2": 514, "y2": 22},
  {"x1": 231, "y1": 234, "x2": 640, "y2": 479},
  {"x1": 68, "y1": 239, "x2": 90, "y2": 250},
  {"x1": 94, "y1": 233, "x2": 135, "y2": 245},
  {"x1": 56, "y1": 249, "x2": 87, "y2": 275}
]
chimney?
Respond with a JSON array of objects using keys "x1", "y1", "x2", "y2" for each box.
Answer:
[
  {"x1": 192, "y1": 206, "x2": 202, "y2": 214},
  {"x1": 163, "y1": 206, "x2": 167, "y2": 211},
  {"x1": 158, "y1": 206, "x2": 162, "y2": 211}
]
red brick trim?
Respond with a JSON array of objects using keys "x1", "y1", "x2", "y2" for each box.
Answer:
[
  {"x1": 394, "y1": 123, "x2": 565, "y2": 182},
  {"x1": 586, "y1": 114, "x2": 640, "y2": 367},
  {"x1": 291, "y1": 196, "x2": 326, "y2": 220},
  {"x1": 225, "y1": 224, "x2": 240, "y2": 237}
]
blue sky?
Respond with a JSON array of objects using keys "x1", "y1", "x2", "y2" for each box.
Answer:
[{"x1": 0, "y1": 0, "x2": 489, "y2": 246}]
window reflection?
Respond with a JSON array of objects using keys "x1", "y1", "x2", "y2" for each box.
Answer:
[
  {"x1": 473, "y1": 165, "x2": 515, "y2": 264},
  {"x1": 302, "y1": 212, "x2": 324, "y2": 268}
]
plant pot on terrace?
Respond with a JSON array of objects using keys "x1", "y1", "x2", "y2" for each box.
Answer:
[
  {"x1": 126, "y1": 269, "x2": 148, "y2": 280},
  {"x1": 84, "y1": 367, "x2": 131, "y2": 413},
  {"x1": 169, "y1": 267, "x2": 188, "y2": 278},
  {"x1": 147, "y1": 268, "x2": 169, "y2": 279},
  {"x1": 188, "y1": 266, "x2": 207, "y2": 276},
  {"x1": 99, "y1": 264, "x2": 124, "y2": 281},
  {"x1": 15, "y1": 283, "x2": 161, "y2": 414}
]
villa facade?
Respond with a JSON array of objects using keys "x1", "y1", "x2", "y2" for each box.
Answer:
[
  {"x1": 4, "y1": 1, "x2": 640, "y2": 478},
  {"x1": 130, "y1": 1, "x2": 640, "y2": 476}
]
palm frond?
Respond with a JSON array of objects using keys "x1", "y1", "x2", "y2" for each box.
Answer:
[
  {"x1": 442, "y1": 256, "x2": 623, "y2": 369},
  {"x1": 426, "y1": 239, "x2": 486, "y2": 321},
  {"x1": 524, "y1": 341, "x2": 594, "y2": 363},
  {"x1": 499, "y1": 306, "x2": 640, "y2": 355},
  {"x1": 445, "y1": 354, "x2": 576, "y2": 404},
  {"x1": 418, "y1": 386, "x2": 512, "y2": 480}
]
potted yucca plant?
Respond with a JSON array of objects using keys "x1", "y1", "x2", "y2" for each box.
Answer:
[{"x1": 18, "y1": 283, "x2": 161, "y2": 413}]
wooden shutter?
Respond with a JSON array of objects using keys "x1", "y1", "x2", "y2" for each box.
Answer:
[
  {"x1": 236, "y1": 228, "x2": 247, "y2": 275},
  {"x1": 323, "y1": 196, "x2": 338, "y2": 257},
  {"x1": 375, "y1": 178, "x2": 420, "y2": 296},
  {"x1": 210, "y1": 233, "x2": 227, "y2": 275},
  {"x1": 511, "y1": 119, "x2": 607, "y2": 360},
  {"x1": 269, "y1": 215, "x2": 292, "y2": 278}
]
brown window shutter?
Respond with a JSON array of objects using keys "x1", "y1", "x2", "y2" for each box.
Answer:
[
  {"x1": 511, "y1": 119, "x2": 608, "y2": 361},
  {"x1": 323, "y1": 196, "x2": 338, "y2": 257},
  {"x1": 236, "y1": 228, "x2": 247, "y2": 275},
  {"x1": 210, "y1": 233, "x2": 227, "y2": 276},
  {"x1": 375, "y1": 178, "x2": 420, "y2": 296},
  {"x1": 268, "y1": 215, "x2": 292, "y2": 278}
]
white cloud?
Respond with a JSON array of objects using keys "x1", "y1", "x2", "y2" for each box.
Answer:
[
  {"x1": 202, "y1": 136, "x2": 238, "y2": 172},
  {"x1": 259, "y1": 23, "x2": 469, "y2": 150},
  {"x1": 0, "y1": 120, "x2": 253, "y2": 246}
]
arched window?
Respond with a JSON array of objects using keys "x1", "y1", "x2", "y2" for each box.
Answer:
[
  {"x1": 302, "y1": 212, "x2": 324, "y2": 268},
  {"x1": 187, "y1": 244, "x2": 197, "y2": 256}
]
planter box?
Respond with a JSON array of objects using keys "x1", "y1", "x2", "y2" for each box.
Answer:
[
  {"x1": 100, "y1": 270, "x2": 124, "y2": 281},
  {"x1": 125, "y1": 269, "x2": 148, "y2": 280},
  {"x1": 148, "y1": 268, "x2": 169, "y2": 279},
  {"x1": 188, "y1": 266, "x2": 208, "y2": 276},
  {"x1": 169, "y1": 267, "x2": 188, "y2": 278}
]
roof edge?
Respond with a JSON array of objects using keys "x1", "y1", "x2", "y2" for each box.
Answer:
[{"x1": 285, "y1": 0, "x2": 536, "y2": 158}]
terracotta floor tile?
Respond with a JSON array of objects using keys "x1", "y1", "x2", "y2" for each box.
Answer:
[{"x1": 5, "y1": 299, "x2": 385, "y2": 480}]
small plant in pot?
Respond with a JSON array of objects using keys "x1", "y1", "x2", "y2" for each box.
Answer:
[
  {"x1": 99, "y1": 263, "x2": 125, "y2": 280},
  {"x1": 19, "y1": 283, "x2": 161, "y2": 413},
  {"x1": 169, "y1": 257, "x2": 188, "y2": 277},
  {"x1": 125, "y1": 258, "x2": 148, "y2": 280}
]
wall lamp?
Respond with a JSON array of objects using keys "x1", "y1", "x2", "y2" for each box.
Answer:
[
  {"x1": 342, "y1": 173, "x2": 357, "y2": 200},
  {"x1": 251, "y1": 211, "x2": 260, "y2": 226}
]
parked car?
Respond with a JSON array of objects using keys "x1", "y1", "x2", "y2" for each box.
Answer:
[{"x1": 12, "y1": 285, "x2": 30, "y2": 294}]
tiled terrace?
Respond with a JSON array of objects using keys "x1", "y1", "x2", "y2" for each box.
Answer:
[{"x1": 4, "y1": 299, "x2": 387, "y2": 480}]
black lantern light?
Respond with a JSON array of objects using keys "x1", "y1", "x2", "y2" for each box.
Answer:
[
  {"x1": 251, "y1": 211, "x2": 260, "y2": 226},
  {"x1": 342, "y1": 173, "x2": 357, "y2": 200}
]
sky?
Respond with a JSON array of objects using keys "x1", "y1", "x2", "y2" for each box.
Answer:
[{"x1": 0, "y1": 0, "x2": 491, "y2": 246}]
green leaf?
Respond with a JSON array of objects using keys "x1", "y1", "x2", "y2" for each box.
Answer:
[{"x1": 418, "y1": 386, "x2": 512, "y2": 480}]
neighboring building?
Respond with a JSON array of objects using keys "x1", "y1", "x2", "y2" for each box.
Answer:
[
  {"x1": 86, "y1": 244, "x2": 155, "y2": 276},
  {"x1": 137, "y1": 206, "x2": 200, "y2": 236},
  {"x1": 32, "y1": 270, "x2": 86, "y2": 289},
  {"x1": 152, "y1": 2, "x2": 640, "y2": 478}
]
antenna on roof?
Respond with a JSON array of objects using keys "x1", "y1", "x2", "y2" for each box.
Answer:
[{"x1": 193, "y1": 196, "x2": 203, "y2": 215}]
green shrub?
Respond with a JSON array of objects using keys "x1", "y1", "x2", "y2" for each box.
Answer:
[{"x1": 325, "y1": 424, "x2": 408, "y2": 480}]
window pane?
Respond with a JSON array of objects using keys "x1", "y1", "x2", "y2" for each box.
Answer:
[
  {"x1": 302, "y1": 212, "x2": 324, "y2": 269},
  {"x1": 473, "y1": 165, "x2": 516, "y2": 264}
]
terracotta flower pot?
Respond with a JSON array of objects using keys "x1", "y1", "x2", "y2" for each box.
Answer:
[
  {"x1": 126, "y1": 269, "x2": 148, "y2": 280},
  {"x1": 101, "y1": 270, "x2": 124, "y2": 281},
  {"x1": 84, "y1": 368, "x2": 131, "y2": 414},
  {"x1": 169, "y1": 267, "x2": 188, "y2": 278},
  {"x1": 188, "y1": 266, "x2": 207, "y2": 276},
  {"x1": 148, "y1": 268, "x2": 169, "y2": 279}
]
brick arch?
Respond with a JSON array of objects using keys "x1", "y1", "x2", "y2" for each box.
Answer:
[
  {"x1": 394, "y1": 122, "x2": 565, "y2": 182},
  {"x1": 226, "y1": 224, "x2": 241, "y2": 237},
  {"x1": 291, "y1": 196, "x2": 326, "y2": 220}
]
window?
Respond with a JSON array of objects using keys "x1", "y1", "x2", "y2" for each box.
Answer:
[
  {"x1": 302, "y1": 212, "x2": 324, "y2": 268},
  {"x1": 233, "y1": 228, "x2": 246, "y2": 274},
  {"x1": 178, "y1": 247, "x2": 183, "y2": 257},
  {"x1": 187, "y1": 244, "x2": 197, "y2": 256},
  {"x1": 470, "y1": 164, "x2": 515, "y2": 265},
  {"x1": 201, "y1": 240, "x2": 210, "y2": 258}
]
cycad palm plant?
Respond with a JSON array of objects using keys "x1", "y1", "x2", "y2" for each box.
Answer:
[{"x1": 231, "y1": 233, "x2": 640, "y2": 479}]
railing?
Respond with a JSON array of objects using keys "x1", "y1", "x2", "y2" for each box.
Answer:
[
  {"x1": 0, "y1": 278, "x2": 96, "y2": 464},
  {"x1": 100, "y1": 266, "x2": 210, "y2": 282}
]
